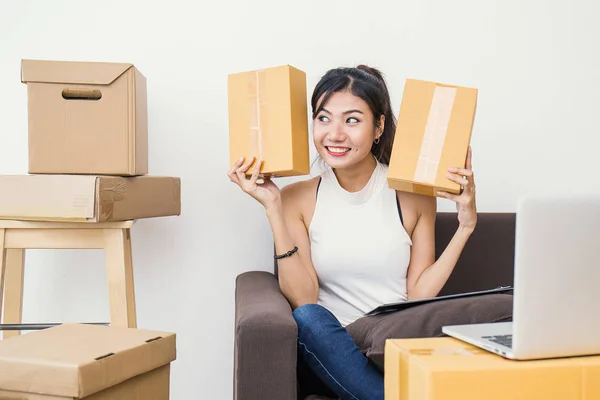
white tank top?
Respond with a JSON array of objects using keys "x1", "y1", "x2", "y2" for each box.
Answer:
[{"x1": 308, "y1": 159, "x2": 412, "y2": 326}]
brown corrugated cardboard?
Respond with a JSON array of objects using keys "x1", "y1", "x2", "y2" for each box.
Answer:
[
  {"x1": 385, "y1": 337, "x2": 600, "y2": 400},
  {"x1": 228, "y1": 64, "x2": 310, "y2": 177},
  {"x1": 0, "y1": 323, "x2": 175, "y2": 399},
  {"x1": 388, "y1": 78, "x2": 477, "y2": 197},
  {"x1": 21, "y1": 59, "x2": 148, "y2": 176},
  {"x1": 0, "y1": 175, "x2": 181, "y2": 222},
  {"x1": 0, "y1": 366, "x2": 170, "y2": 399}
]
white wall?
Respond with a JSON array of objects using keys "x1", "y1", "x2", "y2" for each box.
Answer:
[{"x1": 1, "y1": 0, "x2": 599, "y2": 397}]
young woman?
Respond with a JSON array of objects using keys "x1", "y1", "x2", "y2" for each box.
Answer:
[{"x1": 228, "y1": 65, "x2": 477, "y2": 400}]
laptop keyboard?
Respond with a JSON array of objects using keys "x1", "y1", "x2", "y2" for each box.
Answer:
[{"x1": 482, "y1": 334, "x2": 513, "y2": 348}]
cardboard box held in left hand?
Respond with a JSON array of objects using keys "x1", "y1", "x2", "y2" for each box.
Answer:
[{"x1": 227, "y1": 64, "x2": 311, "y2": 178}]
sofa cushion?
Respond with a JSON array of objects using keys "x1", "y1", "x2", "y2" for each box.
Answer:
[{"x1": 346, "y1": 294, "x2": 514, "y2": 372}]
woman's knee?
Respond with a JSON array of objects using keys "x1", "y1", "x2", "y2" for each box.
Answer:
[
  {"x1": 293, "y1": 303, "x2": 326, "y2": 326},
  {"x1": 292, "y1": 303, "x2": 338, "y2": 338}
]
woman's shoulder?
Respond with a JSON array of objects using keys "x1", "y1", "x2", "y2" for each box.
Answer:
[
  {"x1": 396, "y1": 189, "x2": 437, "y2": 217},
  {"x1": 280, "y1": 176, "x2": 321, "y2": 227},
  {"x1": 394, "y1": 189, "x2": 437, "y2": 236},
  {"x1": 281, "y1": 176, "x2": 321, "y2": 204}
]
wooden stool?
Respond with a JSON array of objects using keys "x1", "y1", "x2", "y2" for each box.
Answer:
[{"x1": 0, "y1": 220, "x2": 137, "y2": 340}]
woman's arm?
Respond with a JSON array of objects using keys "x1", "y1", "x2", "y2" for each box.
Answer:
[
  {"x1": 228, "y1": 157, "x2": 318, "y2": 309},
  {"x1": 266, "y1": 182, "x2": 319, "y2": 309},
  {"x1": 406, "y1": 146, "x2": 478, "y2": 300},
  {"x1": 405, "y1": 199, "x2": 474, "y2": 299}
]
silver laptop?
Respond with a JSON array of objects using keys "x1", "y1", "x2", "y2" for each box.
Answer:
[{"x1": 442, "y1": 193, "x2": 600, "y2": 360}]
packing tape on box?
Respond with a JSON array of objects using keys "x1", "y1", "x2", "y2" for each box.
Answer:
[
  {"x1": 98, "y1": 178, "x2": 127, "y2": 220},
  {"x1": 413, "y1": 85, "x2": 457, "y2": 184},
  {"x1": 248, "y1": 70, "x2": 266, "y2": 160},
  {"x1": 409, "y1": 347, "x2": 484, "y2": 356}
]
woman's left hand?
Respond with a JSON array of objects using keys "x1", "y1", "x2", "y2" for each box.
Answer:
[{"x1": 437, "y1": 146, "x2": 477, "y2": 231}]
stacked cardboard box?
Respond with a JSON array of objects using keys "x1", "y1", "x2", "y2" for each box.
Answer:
[
  {"x1": 0, "y1": 59, "x2": 181, "y2": 222},
  {"x1": 0, "y1": 323, "x2": 176, "y2": 399}
]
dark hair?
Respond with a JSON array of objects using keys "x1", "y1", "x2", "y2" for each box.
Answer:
[{"x1": 310, "y1": 65, "x2": 396, "y2": 165}]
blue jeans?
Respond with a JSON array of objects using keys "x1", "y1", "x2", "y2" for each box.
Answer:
[{"x1": 292, "y1": 303, "x2": 384, "y2": 400}]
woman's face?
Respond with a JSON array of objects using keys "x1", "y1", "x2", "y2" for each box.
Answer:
[{"x1": 313, "y1": 91, "x2": 382, "y2": 170}]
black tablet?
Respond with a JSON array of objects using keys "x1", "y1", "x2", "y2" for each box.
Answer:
[{"x1": 365, "y1": 286, "x2": 514, "y2": 316}]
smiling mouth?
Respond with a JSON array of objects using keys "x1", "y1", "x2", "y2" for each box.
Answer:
[{"x1": 326, "y1": 146, "x2": 351, "y2": 156}]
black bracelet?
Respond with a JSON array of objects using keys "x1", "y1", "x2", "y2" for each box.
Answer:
[{"x1": 274, "y1": 246, "x2": 298, "y2": 259}]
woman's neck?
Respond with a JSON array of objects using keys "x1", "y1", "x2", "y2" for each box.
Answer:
[{"x1": 332, "y1": 154, "x2": 378, "y2": 193}]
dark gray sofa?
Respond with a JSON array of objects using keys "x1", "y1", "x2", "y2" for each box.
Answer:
[{"x1": 233, "y1": 212, "x2": 516, "y2": 400}]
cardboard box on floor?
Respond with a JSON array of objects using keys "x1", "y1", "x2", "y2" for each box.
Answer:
[
  {"x1": 21, "y1": 59, "x2": 148, "y2": 176},
  {"x1": 384, "y1": 337, "x2": 600, "y2": 400},
  {"x1": 0, "y1": 323, "x2": 176, "y2": 399},
  {"x1": 388, "y1": 78, "x2": 478, "y2": 197},
  {"x1": 228, "y1": 64, "x2": 310, "y2": 177},
  {"x1": 0, "y1": 175, "x2": 180, "y2": 222}
]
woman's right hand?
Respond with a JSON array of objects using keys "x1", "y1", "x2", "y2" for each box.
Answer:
[{"x1": 228, "y1": 157, "x2": 282, "y2": 211}]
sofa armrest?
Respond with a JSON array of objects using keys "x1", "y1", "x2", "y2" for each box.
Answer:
[{"x1": 234, "y1": 271, "x2": 298, "y2": 400}]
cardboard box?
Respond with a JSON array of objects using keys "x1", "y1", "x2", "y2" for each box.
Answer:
[
  {"x1": 0, "y1": 323, "x2": 175, "y2": 399},
  {"x1": 21, "y1": 59, "x2": 148, "y2": 176},
  {"x1": 0, "y1": 175, "x2": 180, "y2": 222},
  {"x1": 228, "y1": 64, "x2": 310, "y2": 177},
  {"x1": 388, "y1": 79, "x2": 477, "y2": 197},
  {"x1": 384, "y1": 337, "x2": 600, "y2": 400}
]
